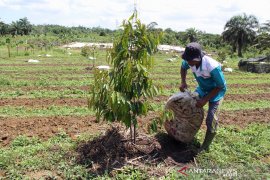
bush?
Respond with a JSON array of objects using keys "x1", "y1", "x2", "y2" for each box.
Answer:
[
  {"x1": 217, "y1": 51, "x2": 226, "y2": 63},
  {"x1": 0, "y1": 78, "x2": 11, "y2": 86},
  {"x1": 99, "y1": 31, "x2": 106, "y2": 36},
  {"x1": 81, "y1": 46, "x2": 91, "y2": 58}
]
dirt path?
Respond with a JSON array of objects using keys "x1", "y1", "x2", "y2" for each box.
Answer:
[
  {"x1": 0, "y1": 108, "x2": 269, "y2": 146},
  {"x1": 152, "y1": 93, "x2": 270, "y2": 103},
  {"x1": 224, "y1": 93, "x2": 270, "y2": 101},
  {"x1": 220, "y1": 108, "x2": 270, "y2": 127},
  {"x1": 0, "y1": 98, "x2": 87, "y2": 107},
  {"x1": 0, "y1": 116, "x2": 107, "y2": 146},
  {"x1": 0, "y1": 63, "x2": 91, "y2": 67},
  {"x1": 1, "y1": 93, "x2": 269, "y2": 107},
  {"x1": 1, "y1": 83, "x2": 268, "y2": 92}
]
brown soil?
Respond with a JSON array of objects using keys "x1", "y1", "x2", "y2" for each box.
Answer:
[
  {"x1": 0, "y1": 98, "x2": 87, "y2": 107},
  {"x1": 228, "y1": 83, "x2": 270, "y2": 88},
  {"x1": 0, "y1": 85, "x2": 89, "y2": 92},
  {"x1": 0, "y1": 170, "x2": 6, "y2": 178},
  {"x1": 0, "y1": 116, "x2": 107, "y2": 146},
  {"x1": 1, "y1": 93, "x2": 269, "y2": 108},
  {"x1": 261, "y1": 155, "x2": 270, "y2": 164},
  {"x1": 224, "y1": 93, "x2": 270, "y2": 101},
  {"x1": 162, "y1": 83, "x2": 270, "y2": 90},
  {"x1": 140, "y1": 108, "x2": 270, "y2": 129},
  {"x1": 152, "y1": 93, "x2": 270, "y2": 103},
  {"x1": 1, "y1": 83, "x2": 269, "y2": 95},
  {"x1": 0, "y1": 63, "x2": 90, "y2": 67},
  {"x1": 10, "y1": 76, "x2": 93, "y2": 81},
  {"x1": 75, "y1": 127, "x2": 197, "y2": 176},
  {"x1": 0, "y1": 70, "x2": 93, "y2": 75},
  {"x1": 0, "y1": 95, "x2": 168, "y2": 108},
  {"x1": 220, "y1": 108, "x2": 270, "y2": 127},
  {"x1": 1, "y1": 107, "x2": 269, "y2": 147},
  {"x1": 25, "y1": 170, "x2": 62, "y2": 180}
]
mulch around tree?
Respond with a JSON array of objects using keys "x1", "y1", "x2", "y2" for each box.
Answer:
[{"x1": 75, "y1": 126, "x2": 199, "y2": 177}]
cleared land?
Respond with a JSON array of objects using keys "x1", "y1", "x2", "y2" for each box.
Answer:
[{"x1": 0, "y1": 49, "x2": 269, "y2": 179}]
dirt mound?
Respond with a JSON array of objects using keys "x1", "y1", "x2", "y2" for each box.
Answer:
[
  {"x1": 220, "y1": 108, "x2": 270, "y2": 127},
  {"x1": 0, "y1": 116, "x2": 107, "y2": 146},
  {"x1": 76, "y1": 127, "x2": 197, "y2": 176},
  {"x1": 25, "y1": 170, "x2": 62, "y2": 180}
]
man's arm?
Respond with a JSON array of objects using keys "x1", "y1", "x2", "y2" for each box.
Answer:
[
  {"x1": 196, "y1": 87, "x2": 222, "y2": 107},
  {"x1": 196, "y1": 66, "x2": 226, "y2": 107},
  {"x1": 179, "y1": 60, "x2": 190, "y2": 92},
  {"x1": 180, "y1": 67, "x2": 188, "y2": 92}
]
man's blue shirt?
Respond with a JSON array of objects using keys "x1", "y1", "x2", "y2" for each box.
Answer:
[{"x1": 181, "y1": 56, "x2": 227, "y2": 102}]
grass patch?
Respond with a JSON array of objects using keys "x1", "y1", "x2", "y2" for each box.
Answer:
[
  {"x1": 222, "y1": 100, "x2": 270, "y2": 110},
  {"x1": 0, "y1": 106, "x2": 94, "y2": 117},
  {"x1": 0, "y1": 89, "x2": 88, "y2": 98},
  {"x1": 148, "y1": 100, "x2": 270, "y2": 112},
  {"x1": 190, "y1": 124, "x2": 270, "y2": 179},
  {"x1": 0, "y1": 123, "x2": 268, "y2": 179}
]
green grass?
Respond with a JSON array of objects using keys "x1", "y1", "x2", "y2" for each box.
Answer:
[
  {"x1": 222, "y1": 100, "x2": 270, "y2": 110},
  {"x1": 0, "y1": 89, "x2": 88, "y2": 98},
  {"x1": 1, "y1": 99, "x2": 269, "y2": 118},
  {"x1": 0, "y1": 123, "x2": 268, "y2": 179},
  {"x1": 226, "y1": 87, "x2": 270, "y2": 94},
  {"x1": 0, "y1": 46, "x2": 270, "y2": 179},
  {"x1": 0, "y1": 84, "x2": 268, "y2": 99},
  {"x1": 0, "y1": 106, "x2": 93, "y2": 117},
  {"x1": 192, "y1": 124, "x2": 270, "y2": 179},
  {"x1": 0, "y1": 132, "x2": 91, "y2": 179},
  {"x1": 0, "y1": 79, "x2": 91, "y2": 87},
  {"x1": 148, "y1": 99, "x2": 270, "y2": 113}
]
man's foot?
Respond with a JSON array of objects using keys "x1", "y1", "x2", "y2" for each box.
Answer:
[{"x1": 197, "y1": 131, "x2": 216, "y2": 153}]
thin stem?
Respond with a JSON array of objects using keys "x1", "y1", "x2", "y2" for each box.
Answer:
[
  {"x1": 130, "y1": 125, "x2": 133, "y2": 142},
  {"x1": 133, "y1": 123, "x2": 136, "y2": 144}
]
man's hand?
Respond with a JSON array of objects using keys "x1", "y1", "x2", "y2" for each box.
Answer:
[
  {"x1": 196, "y1": 87, "x2": 222, "y2": 107},
  {"x1": 196, "y1": 98, "x2": 208, "y2": 108},
  {"x1": 179, "y1": 82, "x2": 188, "y2": 92}
]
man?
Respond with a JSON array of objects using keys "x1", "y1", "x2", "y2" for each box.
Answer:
[{"x1": 180, "y1": 42, "x2": 226, "y2": 152}]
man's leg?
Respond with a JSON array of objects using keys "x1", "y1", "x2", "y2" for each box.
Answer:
[{"x1": 199, "y1": 99, "x2": 223, "y2": 152}]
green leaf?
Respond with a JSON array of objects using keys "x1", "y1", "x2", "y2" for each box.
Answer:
[{"x1": 89, "y1": 13, "x2": 160, "y2": 137}]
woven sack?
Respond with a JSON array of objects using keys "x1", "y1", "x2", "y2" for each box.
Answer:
[{"x1": 164, "y1": 91, "x2": 204, "y2": 143}]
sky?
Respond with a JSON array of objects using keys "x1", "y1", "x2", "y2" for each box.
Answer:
[{"x1": 0, "y1": 0, "x2": 269, "y2": 34}]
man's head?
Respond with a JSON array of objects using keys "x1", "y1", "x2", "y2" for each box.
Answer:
[{"x1": 182, "y1": 42, "x2": 204, "y2": 65}]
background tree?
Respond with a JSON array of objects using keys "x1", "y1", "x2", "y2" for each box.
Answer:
[
  {"x1": 17, "y1": 17, "x2": 32, "y2": 35},
  {"x1": 9, "y1": 21, "x2": 20, "y2": 37},
  {"x1": 161, "y1": 28, "x2": 178, "y2": 45},
  {"x1": 199, "y1": 33, "x2": 223, "y2": 49},
  {"x1": 15, "y1": 39, "x2": 23, "y2": 55},
  {"x1": 254, "y1": 20, "x2": 270, "y2": 52},
  {"x1": 0, "y1": 19, "x2": 9, "y2": 36},
  {"x1": 81, "y1": 45, "x2": 97, "y2": 68},
  {"x1": 6, "y1": 38, "x2": 11, "y2": 57},
  {"x1": 146, "y1": 22, "x2": 158, "y2": 30},
  {"x1": 184, "y1": 28, "x2": 199, "y2": 43},
  {"x1": 89, "y1": 13, "x2": 161, "y2": 142},
  {"x1": 222, "y1": 13, "x2": 259, "y2": 57}
]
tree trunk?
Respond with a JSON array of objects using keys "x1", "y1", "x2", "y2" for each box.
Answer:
[
  {"x1": 238, "y1": 42, "x2": 243, "y2": 57},
  {"x1": 133, "y1": 123, "x2": 136, "y2": 144},
  {"x1": 7, "y1": 45, "x2": 10, "y2": 58},
  {"x1": 129, "y1": 123, "x2": 136, "y2": 143},
  {"x1": 232, "y1": 45, "x2": 236, "y2": 53}
]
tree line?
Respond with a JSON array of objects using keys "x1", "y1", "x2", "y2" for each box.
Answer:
[
  {"x1": 0, "y1": 17, "x2": 115, "y2": 37},
  {"x1": 1, "y1": 13, "x2": 270, "y2": 57}
]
